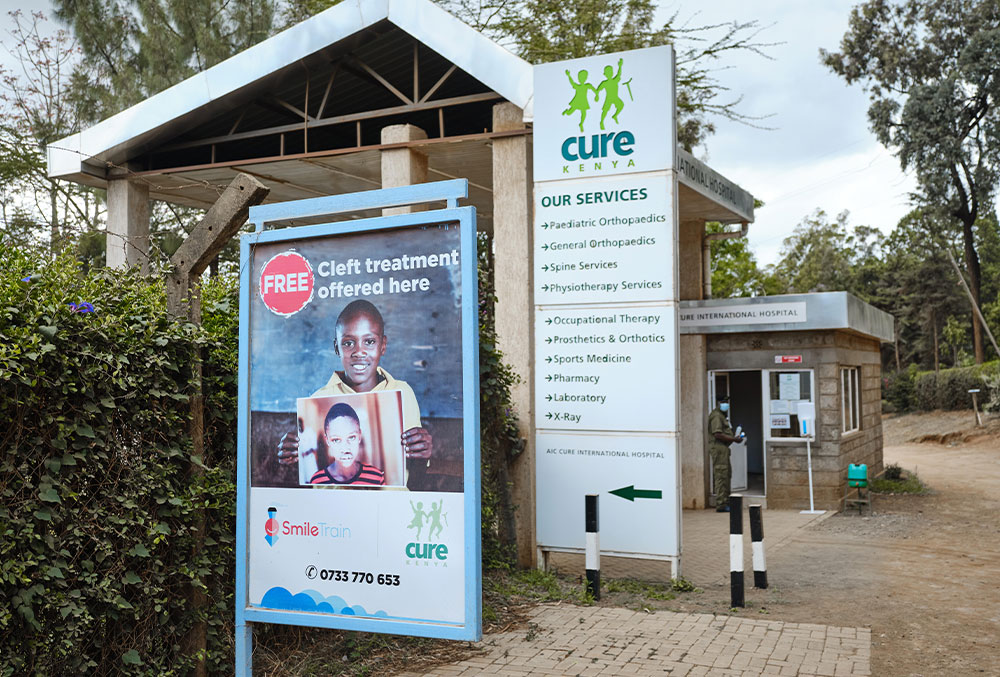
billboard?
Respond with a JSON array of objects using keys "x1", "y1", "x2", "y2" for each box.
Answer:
[{"x1": 235, "y1": 193, "x2": 480, "y2": 650}]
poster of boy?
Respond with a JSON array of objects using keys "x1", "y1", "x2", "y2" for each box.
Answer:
[{"x1": 248, "y1": 224, "x2": 464, "y2": 493}]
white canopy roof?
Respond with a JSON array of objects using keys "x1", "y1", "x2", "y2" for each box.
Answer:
[{"x1": 47, "y1": 0, "x2": 533, "y2": 184}]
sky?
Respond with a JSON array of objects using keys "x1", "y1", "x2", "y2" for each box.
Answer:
[
  {"x1": 0, "y1": 1, "x2": 917, "y2": 265},
  {"x1": 664, "y1": 0, "x2": 917, "y2": 264}
]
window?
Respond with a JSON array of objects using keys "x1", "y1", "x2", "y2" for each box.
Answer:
[
  {"x1": 766, "y1": 370, "x2": 814, "y2": 439},
  {"x1": 842, "y1": 367, "x2": 861, "y2": 434}
]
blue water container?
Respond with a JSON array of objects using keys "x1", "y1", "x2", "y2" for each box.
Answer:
[{"x1": 847, "y1": 463, "x2": 868, "y2": 488}]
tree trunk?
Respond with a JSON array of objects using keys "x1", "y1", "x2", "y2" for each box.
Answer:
[
  {"x1": 894, "y1": 321, "x2": 901, "y2": 371},
  {"x1": 961, "y1": 217, "x2": 985, "y2": 363},
  {"x1": 49, "y1": 184, "x2": 60, "y2": 255},
  {"x1": 932, "y1": 316, "x2": 940, "y2": 372}
]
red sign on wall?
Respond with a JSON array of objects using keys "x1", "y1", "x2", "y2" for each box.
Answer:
[
  {"x1": 774, "y1": 355, "x2": 802, "y2": 364},
  {"x1": 259, "y1": 251, "x2": 315, "y2": 316}
]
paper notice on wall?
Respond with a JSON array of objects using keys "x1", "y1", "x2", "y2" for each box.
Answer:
[
  {"x1": 770, "y1": 399, "x2": 790, "y2": 414},
  {"x1": 778, "y1": 373, "x2": 800, "y2": 400},
  {"x1": 769, "y1": 414, "x2": 791, "y2": 429}
]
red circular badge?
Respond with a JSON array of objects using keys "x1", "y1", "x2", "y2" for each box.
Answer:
[{"x1": 259, "y1": 251, "x2": 314, "y2": 316}]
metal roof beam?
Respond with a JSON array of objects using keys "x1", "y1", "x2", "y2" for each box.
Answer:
[
  {"x1": 159, "y1": 92, "x2": 502, "y2": 153},
  {"x1": 316, "y1": 66, "x2": 340, "y2": 119},
  {"x1": 347, "y1": 56, "x2": 413, "y2": 105},
  {"x1": 420, "y1": 65, "x2": 456, "y2": 103},
  {"x1": 267, "y1": 96, "x2": 315, "y2": 121}
]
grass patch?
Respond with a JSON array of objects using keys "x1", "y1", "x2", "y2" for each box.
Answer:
[
  {"x1": 253, "y1": 626, "x2": 457, "y2": 676},
  {"x1": 604, "y1": 577, "x2": 699, "y2": 600},
  {"x1": 871, "y1": 468, "x2": 927, "y2": 495},
  {"x1": 485, "y1": 568, "x2": 571, "y2": 602}
]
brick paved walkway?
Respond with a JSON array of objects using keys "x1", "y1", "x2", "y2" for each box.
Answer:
[
  {"x1": 399, "y1": 605, "x2": 870, "y2": 676},
  {"x1": 397, "y1": 509, "x2": 869, "y2": 676}
]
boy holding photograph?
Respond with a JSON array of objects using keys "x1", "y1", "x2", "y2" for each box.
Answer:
[{"x1": 278, "y1": 300, "x2": 433, "y2": 473}]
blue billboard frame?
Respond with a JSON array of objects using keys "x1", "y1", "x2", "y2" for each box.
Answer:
[{"x1": 234, "y1": 180, "x2": 481, "y2": 675}]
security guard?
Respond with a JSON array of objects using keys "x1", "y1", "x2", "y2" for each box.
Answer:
[{"x1": 708, "y1": 396, "x2": 744, "y2": 512}]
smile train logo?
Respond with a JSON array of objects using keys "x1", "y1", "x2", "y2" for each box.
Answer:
[{"x1": 265, "y1": 506, "x2": 279, "y2": 547}]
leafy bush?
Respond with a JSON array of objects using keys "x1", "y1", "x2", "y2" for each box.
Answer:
[
  {"x1": 912, "y1": 361, "x2": 1000, "y2": 411},
  {"x1": 882, "y1": 364, "x2": 918, "y2": 412},
  {"x1": 0, "y1": 249, "x2": 237, "y2": 675},
  {"x1": 477, "y1": 232, "x2": 524, "y2": 569},
  {"x1": 883, "y1": 463, "x2": 903, "y2": 480},
  {"x1": 1, "y1": 232, "x2": 525, "y2": 673}
]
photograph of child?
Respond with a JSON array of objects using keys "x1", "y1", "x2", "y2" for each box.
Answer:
[
  {"x1": 276, "y1": 300, "x2": 431, "y2": 484},
  {"x1": 296, "y1": 392, "x2": 405, "y2": 487}
]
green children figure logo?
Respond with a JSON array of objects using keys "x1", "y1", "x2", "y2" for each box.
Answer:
[
  {"x1": 407, "y1": 500, "x2": 426, "y2": 541},
  {"x1": 563, "y1": 68, "x2": 597, "y2": 132},
  {"x1": 562, "y1": 57, "x2": 634, "y2": 132},
  {"x1": 426, "y1": 500, "x2": 447, "y2": 542},
  {"x1": 406, "y1": 499, "x2": 448, "y2": 542}
]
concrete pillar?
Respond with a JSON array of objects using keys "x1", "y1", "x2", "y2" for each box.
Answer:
[
  {"x1": 678, "y1": 220, "x2": 708, "y2": 509},
  {"x1": 380, "y1": 124, "x2": 428, "y2": 215},
  {"x1": 492, "y1": 102, "x2": 535, "y2": 567},
  {"x1": 106, "y1": 173, "x2": 150, "y2": 273}
]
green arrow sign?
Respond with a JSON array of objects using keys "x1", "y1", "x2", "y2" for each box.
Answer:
[{"x1": 609, "y1": 485, "x2": 662, "y2": 502}]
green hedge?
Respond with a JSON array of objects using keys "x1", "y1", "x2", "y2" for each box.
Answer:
[
  {"x1": 1, "y1": 238, "x2": 523, "y2": 673},
  {"x1": 477, "y1": 232, "x2": 524, "y2": 569},
  {"x1": 0, "y1": 249, "x2": 236, "y2": 675},
  {"x1": 883, "y1": 361, "x2": 1000, "y2": 412}
]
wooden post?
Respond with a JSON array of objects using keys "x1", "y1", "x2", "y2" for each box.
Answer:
[
  {"x1": 166, "y1": 173, "x2": 269, "y2": 677},
  {"x1": 492, "y1": 102, "x2": 535, "y2": 567}
]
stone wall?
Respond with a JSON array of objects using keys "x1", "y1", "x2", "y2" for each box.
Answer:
[{"x1": 705, "y1": 330, "x2": 884, "y2": 511}]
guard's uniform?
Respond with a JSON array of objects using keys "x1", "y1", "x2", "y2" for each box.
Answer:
[{"x1": 708, "y1": 406, "x2": 733, "y2": 507}]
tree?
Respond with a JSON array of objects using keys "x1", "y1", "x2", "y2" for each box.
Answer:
[
  {"x1": 822, "y1": 0, "x2": 1000, "y2": 363},
  {"x1": 706, "y1": 222, "x2": 775, "y2": 298},
  {"x1": 879, "y1": 209, "x2": 969, "y2": 370},
  {"x1": 440, "y1": 0, "x2": 773, "y2": 150},
  {"x1": 766, "y1": 210, "x2": 860, "y2": 295},
  {"x1": 0, "y1": 11, "x2": 104, "y2": 255},
  {"x1": 52, "y1": 0, "x2": 278, "y2": 122}
]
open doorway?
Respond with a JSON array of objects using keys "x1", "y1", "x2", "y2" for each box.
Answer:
[{"x1": 709, "y1": 370, "x2": 765, "y2": 497}]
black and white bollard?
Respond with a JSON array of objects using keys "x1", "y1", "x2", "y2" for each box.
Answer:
[
  {"x1": 729, "y1": 494, "x2": 744, "y2": 608},
  {"x1": 585, "y1": 494, "x2": 600, "y2": 600},
  {"x1": 749, "y1": 504, "x2": 768, "y2": 589}
]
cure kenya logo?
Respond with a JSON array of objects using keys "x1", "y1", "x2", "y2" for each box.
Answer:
[
  {"x1": 264, "y1": 506, "x2": 279, "y2": 547},
  {"x1": 404, "y1": 499, "x2": 449, "y2": 566},
  {"x1": 560, "y1": 56, "x2": 637, "y2": 169},
  {"x1": 259, "y1": 250, "x2": 315, "y2": 316}
]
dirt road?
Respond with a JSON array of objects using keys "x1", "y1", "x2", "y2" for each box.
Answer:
[{"x1": 671, "y1": 413, "x2": 1000, "y2": 676}]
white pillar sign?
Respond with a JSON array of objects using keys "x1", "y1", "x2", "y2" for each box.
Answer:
[{"x1": 532, "y1": 46, "x2": 681, "y2": 567}]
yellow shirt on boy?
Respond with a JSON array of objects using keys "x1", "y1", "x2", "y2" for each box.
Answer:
[{"x1": 312, "y1": 366, "x2": 422, "y2": 431}]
